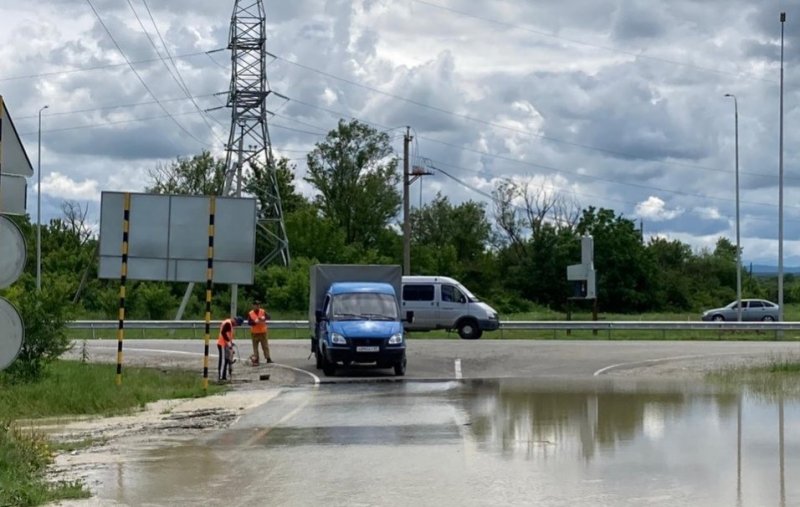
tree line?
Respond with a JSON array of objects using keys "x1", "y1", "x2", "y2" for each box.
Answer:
[{"x1": 2, "y1": 119, "x2": 794, "y2": 324}]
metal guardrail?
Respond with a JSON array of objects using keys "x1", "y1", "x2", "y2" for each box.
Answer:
[{"x1": 66, "y1": 319, "x2": 800, "y2": 333}]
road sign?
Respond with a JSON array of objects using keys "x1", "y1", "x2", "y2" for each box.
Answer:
[
  {"x1": 0, "y1": 215, "x2": 26, "y2": 289},
  {"x1": 0, "y1": 95, "x2": 34, "y2": 178},
  {"x1": 98, "y1": 192, "x2": 257, "y2": 284},
  {"x1": 0, "y1": 297, "x2": 24, "y2": 372},
  {"x1": 0, "y1": 173, "x2": 27, "y2": 215}
]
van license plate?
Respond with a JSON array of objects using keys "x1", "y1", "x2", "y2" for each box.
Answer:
[{"x1": 357, "y1": 346, "x2": 380, "y2": 352}]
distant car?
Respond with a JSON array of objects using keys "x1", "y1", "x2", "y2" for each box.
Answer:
[{"x1": 701, "y1": 299, "x2": 780, "y2": 322}]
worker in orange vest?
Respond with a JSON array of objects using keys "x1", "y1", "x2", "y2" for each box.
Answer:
[
  {"x1": 248, "y1": 300, "x2": 272, "y2": 365},
  {"x1": 217, "y1": 316, "x2": 241, "y2": 381}
]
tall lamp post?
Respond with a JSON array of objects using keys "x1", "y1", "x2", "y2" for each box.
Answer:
[
  {"x1": 778, "y1": 12, "x2": 786, "y2": 323},
  {"x1": 37, "y1": 104, "x2": 48, "y2": 292},
  {"x1": 725, "y1": 94, "x2": 742, "y2": 322}
]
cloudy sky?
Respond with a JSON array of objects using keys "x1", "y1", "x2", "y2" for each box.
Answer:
[{"x1": 1, "y1": 0, "x2": 799, "y2": 266}]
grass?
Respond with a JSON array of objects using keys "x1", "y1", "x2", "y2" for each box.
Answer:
[
  {"x1": 0, "y1": 361, "x2": 224, "y2": 422},
  {"x1": 707, "y1": 358, "x2": 800, "y2": 400},
  {"x1": 0, "y1": 422, "x2": 89, "y2": 507}
]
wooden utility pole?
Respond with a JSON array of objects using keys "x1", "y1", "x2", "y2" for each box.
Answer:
[{"x1": 403, "y1": 127, "x2": 412, "y2": 275}]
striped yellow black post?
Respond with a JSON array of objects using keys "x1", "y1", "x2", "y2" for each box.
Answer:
[
  {"x1": 203, "y1": 196, "x2": 216, "y2": 391},
  {"x1": 116, "y1": 192, "x2": 131, "y2": 385}
]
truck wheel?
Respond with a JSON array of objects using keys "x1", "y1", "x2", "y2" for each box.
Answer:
[
  {"x1": 321, "y1": 350, "x2": 336, "y2": 377},
  {"x1": 394, "y1": 357, "x2": 406, "y2": 376},
  {"x1": 457, "y1": 319, "x2": 481, "y2": 340}
]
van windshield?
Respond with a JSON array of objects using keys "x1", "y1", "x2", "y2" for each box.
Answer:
[
  {"x1": 333, "y1": 293, "x2": 398, "y2": 320},
  {"x1": 459, "y1": 285, "x2": 480, "y2": 302}
]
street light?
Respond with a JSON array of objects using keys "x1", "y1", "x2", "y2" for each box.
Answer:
[
  {"x1": 778, "y1": 12, "x2": 786, "y2": 323},
  {"x1": 725, "y1": 94, "x2": 742, "y2": 322},
  {"x1": 37, "y1": 104, "x2": 48, "y2": 292}
]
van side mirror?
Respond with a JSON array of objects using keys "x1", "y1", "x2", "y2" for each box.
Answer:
[
  {"x1": 315, "y1": 310, "x2": 324, "y2": 323},
  {"x1": 405, "y1": 311, "x2": 414, "y2": 324}
]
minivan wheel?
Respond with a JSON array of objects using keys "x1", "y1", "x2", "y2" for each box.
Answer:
[
  {"x1": 762, "y1": 315, "x2": 776, "y2": 322},
  {"x1": 457, "y1": 319, "x2": 481, "y2": 340},
  {"x1": 712, "y1": 315, "x2": 725, "y2": 322}
]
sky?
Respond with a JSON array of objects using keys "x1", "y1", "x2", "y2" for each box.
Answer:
[{"x1": 1, "y1": 0, "x2": 800, "y2": 266}]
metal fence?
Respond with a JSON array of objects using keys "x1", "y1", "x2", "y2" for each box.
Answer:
[{"x1": 65, "y1": 319, "x2": 800, "y2": 340}]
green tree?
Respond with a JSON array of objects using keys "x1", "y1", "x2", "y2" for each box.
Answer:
[
  {"x1": 576, "y1": 207, "x2": 653, "y2": 312},
  {"x1": 305, "y1": 119, "x2": 401, "y2": 248},
  {"x1": 147, "y1": 151, "x2": 226, "y2": 195},
  {"x1": 246, "y1": 157, "x2": 309, "y2": 216}
]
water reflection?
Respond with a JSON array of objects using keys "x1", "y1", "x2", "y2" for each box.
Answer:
[
  {"x1": 458, "y1": 379, "x2": 798, "y2": 506},
  {"x1": 461, "y1": 379, "x2": 739, "y2": 461}
]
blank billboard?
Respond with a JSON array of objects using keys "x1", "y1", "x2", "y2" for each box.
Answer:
[{"x1": 98, "y1": 192, "x2": 256, "y2": 284}]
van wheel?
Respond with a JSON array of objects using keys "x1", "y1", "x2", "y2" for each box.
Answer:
[
  {"x1": 457, "y1": 319, "x2": 481, "y2": 340},
  {"x1": 321, "y1": 349, "x2": 336, "y2": 377},
  {"x1": 394, "y1": 357, "x2": 406, "y2": 376}
]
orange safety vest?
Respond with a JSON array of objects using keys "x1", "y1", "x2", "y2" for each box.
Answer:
[
  {"x1": 217, "y1": 319, "x2": 235, "y2": 347},
  {"x1": 249, "y1": 308, "x2": 268, "y2": 334}
]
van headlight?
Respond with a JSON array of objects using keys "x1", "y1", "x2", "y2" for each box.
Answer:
[
  {"x1": 331, "y1": 333, "x2": 347, "y2": 345},
  {"x1": 388, "y1": 333, "x2": 404, "y2": 345}
]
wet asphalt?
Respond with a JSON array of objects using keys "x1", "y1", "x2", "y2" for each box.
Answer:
[{"x1": 65, "y1": 339, "x2": 800, "y2": 506}]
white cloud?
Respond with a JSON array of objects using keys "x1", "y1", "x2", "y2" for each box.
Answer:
[
  {"x1": 39, "y1": 172, "x2": 99, "y2": 201},
  {"x1": 694, "y1": 206, "x2": 722, "y2": 220},
  {"x1": 635, "y1": 196, "x2": 683, "y2": 221}
]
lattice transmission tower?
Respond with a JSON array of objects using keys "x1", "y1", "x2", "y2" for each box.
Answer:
[{"x1": 224, "y1": 0, "x2": 289, "y2": 267}]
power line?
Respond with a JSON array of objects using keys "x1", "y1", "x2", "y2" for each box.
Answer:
[
  {"x1": 85, "y1": 0, "x2": 210, "y2": 147},
  {"x1": 269, "y1": 52, "x2": 741, "y2": 177},
  {"x1": 14, "y1": 93, "x2": 219, "y2": 120},
  {"x1": 410, "y1": 0, "x2": 773, "y2": 84},
  {"x1": 19, "y1": 110, "x2": 200, "y2": 136},
  {"x1": 126, "y1": 0, "x2": 225, "y2": 145},
  {"x1": 0, "y1": 49, "x2": 220, "y2": 83},
  {"x1": 282, "y1": 95, "x2": 794, "y2": 210}
]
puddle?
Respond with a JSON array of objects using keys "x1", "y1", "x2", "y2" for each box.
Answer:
[{"x1": 77, "y1": 379, "x2": 800, "y2": 506}]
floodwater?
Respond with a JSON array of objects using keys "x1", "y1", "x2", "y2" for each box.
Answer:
[{"x1": 85, "y1": 379, "x2": 799, "y2": 506}]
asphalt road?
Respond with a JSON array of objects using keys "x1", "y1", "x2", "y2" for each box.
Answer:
[{"x1": 75, "y1": 338, "x2": 800, "y2": 384}]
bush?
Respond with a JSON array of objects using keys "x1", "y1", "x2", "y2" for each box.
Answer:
[{"x1": 1, "y1": 279, "x2": 73, "y2": 382}]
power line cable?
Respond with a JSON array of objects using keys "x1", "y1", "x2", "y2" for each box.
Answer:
[
  {"x1": 15, "y1": 93, "x2": 218, "y2": 120},
  {"x1": 410, "y1": 0, "x2": 773, "y2": 84},
  {"x1": 0, "y1": 49, "x2": 221, "y2": 83},
  {"x1": 283, "y1": 95, "x2": 795, "y2": 208},
  {"x1": 269, "y1": 52, "x2": 744, "y2": 177},
  {"x1": 85, "y1": 0, "x2": 211, "y2": 147},
  {"x1": 127, "y1": 0, "x2": 225, "y2": 145}
]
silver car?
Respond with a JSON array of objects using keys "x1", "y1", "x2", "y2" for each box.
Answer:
[{"x1": 701, "y1": 299, "x2": 780, "y2": 322}]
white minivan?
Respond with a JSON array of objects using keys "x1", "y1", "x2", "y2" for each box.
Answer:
[{"x1": 401, "y1": 276, "x2": 500, "y2": 339}]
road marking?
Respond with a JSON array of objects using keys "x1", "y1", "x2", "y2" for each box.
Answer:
[
  {"x1": 245, "y1": 394, "x2": 312, "y2": 446},
  {"x1": 92, "y1": 346, "x2": 320, "y2": 385},
  {"x1": 272, "y1": 363, "x2": 320, "y2": 385},
  {"x1": 454, "y1": 358, "x2": 462, "y2": 379},
  {"x1": 593, "y1": 352, "x2": 742, "y2": 376}
]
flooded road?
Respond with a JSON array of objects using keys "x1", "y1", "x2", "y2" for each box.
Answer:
[{"x1": 81, "y1": 379, "x2": 799, "y2": 506}]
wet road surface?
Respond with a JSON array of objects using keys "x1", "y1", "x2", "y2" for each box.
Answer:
[
  {"x1": 82, "y1": 378, "x2": 799, "y2": 506},
  {"x1": 78, "y1": 338, "x2": 800, "y2": 383}
]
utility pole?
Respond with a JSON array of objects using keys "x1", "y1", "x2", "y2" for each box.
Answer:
[{"x1": 403, "y1": 127, "x2": 412, "y2": 275}]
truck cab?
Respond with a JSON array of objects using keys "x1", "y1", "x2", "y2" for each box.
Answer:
[{"x1": 310, "y1": 266, "x2": 410, "y2": 377}]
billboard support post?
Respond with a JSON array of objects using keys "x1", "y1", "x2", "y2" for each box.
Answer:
[{"x1": 116, "y1": 193, "x2": 131, "y2": 385}]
